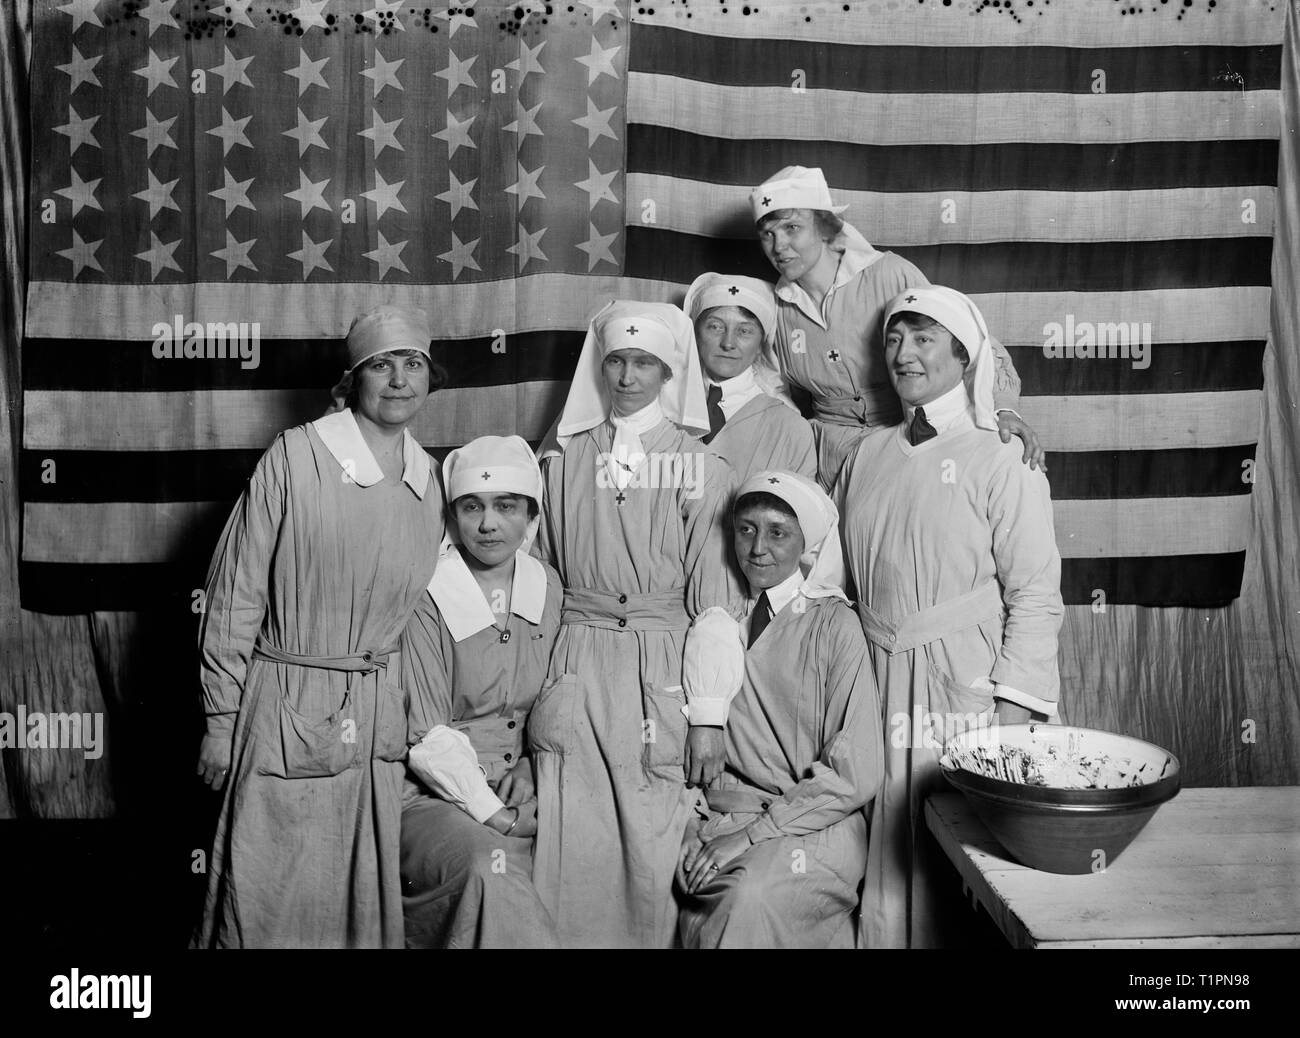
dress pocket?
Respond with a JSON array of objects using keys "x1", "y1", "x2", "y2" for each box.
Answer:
[
  {"x1": 926, "y1": 663, "x2": 996, "y2": 749},
  {"x1": 642, "y1": 682, "x2": 689, "y2": 782},
  {"x1": 372, "y1": 674, "x2": 410, "y2": 763},
  {"x1": 526, "y1": 674, "x2": 583, "y2": 756},
  {"x1": 259, "y1": 684, "x2": 362, "y2": 779}
]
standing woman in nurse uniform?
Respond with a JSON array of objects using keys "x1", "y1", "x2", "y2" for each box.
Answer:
[
  {"x1": 194, "y1": 305, "x2": 446, "y2": 948},
  {"x1": 750, "y1": 165, "x2": 1042, "y2": 489},
  {"x1": 682, "y1": 272, "x2": 817, "y2": 483},
  {"x1": 529, "y1": 300, "x2": 746, "y2": 948},
  {"x1": 398, "y1": 435, "x2": 560, "y2": 949}
]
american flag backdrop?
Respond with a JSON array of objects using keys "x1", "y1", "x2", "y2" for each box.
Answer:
[{"x1": 20, "y1": 0, "x2": 1286, "y2": 612}]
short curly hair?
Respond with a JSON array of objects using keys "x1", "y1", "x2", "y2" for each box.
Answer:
[{"x1": 756, "y1": 207, "x2": 845, "y2": 245}]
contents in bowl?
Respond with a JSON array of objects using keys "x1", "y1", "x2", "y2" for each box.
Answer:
[{"x1": 941, "y1": 744, "x2": 1173, "y2": 789}]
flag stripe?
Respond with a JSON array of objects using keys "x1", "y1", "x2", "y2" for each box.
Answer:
[
  {"x1": 1060, "y1": 553, "x2": 1247, "y2": 609},
  {"x1": 19, "y1": 444, "x2": 1258, "y2": 505},
  {"x1": 628, "y1": 30, "x2": 1282, "y2": 94},
  {"x1": 19, "y1": 494, "x2": 1249, "y2": 566},
  {"x1": 625, "y1": 76, "x2": 1282, "y2": 144},
  {"x1": 22, "y1": 332, "x2": 586, "y2": 391},
  {"x1": 22, "y1": 385, "x2": 569, "y2": 452},
  {"x1": 25, "y1": 280, "x2": 1274, "y2": 343},
  {"x1": 628, "y1": 175, "x2": 1277, "y2": 244},
  {"x1": 627, "y1": 129, "x2": 1281, "y2": 192},
  {"x1": 637, "y1": 6, "x2": 1284, "y2": 49},
  {"x1": 623, "y1": 228, "x2": 1274, "y2": 292},
  {"x1": 20, "y1": 337, "x2": 1264, "y2": 398},
  {"x1": 1005, "y1": 342, "x2": 1266, "y2": 397},
  {"x1": 22, "y1": 387, "x2": 1261, "y2": 454}
]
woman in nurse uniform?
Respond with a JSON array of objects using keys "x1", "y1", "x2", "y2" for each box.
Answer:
[
  {"x1": 750, "y1": 165, "x2": 1042, "y2": 489},
  {"x1": 682, "y1": 272, "x2": 817, "y2": 483},
  {"x1": 677, "y1": 470, "x2": 883, "y2": 948},
  {"x1": 194, "y1": 305, "x2": 446, "y2": 948},
  {"x1": 529, "y1": 300, "x2": 746, "y2": 948},
  {"x1": 398, "y1": 435, "x2": 560, "y2": 948}
]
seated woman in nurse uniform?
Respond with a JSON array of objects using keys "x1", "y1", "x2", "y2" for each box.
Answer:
[
  {"x1": 398, "y1": 435, "x2": 560, "y2": 949},
  {"x1": 676, "y1": 470, "x2": 884, "y2": 948}
]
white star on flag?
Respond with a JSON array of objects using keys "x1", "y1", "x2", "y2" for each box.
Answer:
[
  {"x1": 285, "y1": 50, "x2": 329, "y2": 96},
  {"x1": 53, "y1": 105, "x2": 99, "y2": 156},
  {"x1": 505, "y1": 163, "x2": 546, "y2": 207},
  {"x1": 211, "y1": 229, "x2": 258, "y2": 277},
  {"x1": 573, "y1": 97, "x2": 618, "y2": 146},
  {"x1": 56, "y1": 229, "x2": 104, "y2": 278},
  {"x1": 361, "y1": 170, "x2": 407, "y2": 219},
  {"x1": 209, "y1": 168, "x2": 256, "y2": 218},
  {"x1": 503, "y1": 101, "x2": 543, "y2": 140},
  {"x1": 286, "y1": 170, "x2": 331, "y2": 217},
  {"x1": 507, "y1": 224, "x2": 548, "y2": 270},
  {"x1": 582, "y1": 0, "x2": 623, "y2": 22},
  {"x1": 575, "y1": 37, "x2": 621, "y2": 86},
  {"x1": 56, "y1": 45, "x2": 101, "y2": 92},
  {"x1": 364, "y1": 231, "x2": 410, "y2": 279},
  {"x1": 361, "y1": 50, "x2": 404, "y2": 96},
  {"x1": 58, "y1": 0, "x2": 102, "y2": 33},
  {"x1": 434, "y1": 52, "x2": 477, "y2": 96},
  {"x1": 136, "y1": 0, "x2": 179, "y2": 36},
  {"x1": 283, "y1": 108, "x2": 329, "y2": 156},
  {"x1": 210, "y1": 0, "x2": 256, "y2": 28},
  {"x1": 135, "y1": 231, "x2": 183, "y2": 280},
  {"x1": 359, "y1": 112, "x2": 403, "y2": 156},
  {"x1": 362, "y1": 1, "x2": 406, "y2": 31},
  {"x1": 206, "y1": 107, "x2": 253, "y2": 155},
  {"x1": 133, "y1": 169, "x2": 181, "y2": 221},
  {"x1": 288, "y1": 230, "x2": 334, "y2": 279},
  {"x1": 209, "y1": 46, "x2": 255, "y2": 94},
  {"x1": 433, "y1": 109, "x2": 476, "y2": 157},
  {"x1": 436, "y1": 170, "x2": 478, "y2": 220},
  {"x1": 133, "y1": 49, "x2": 180, "y2": 95},
  {"x1": 131, "y1": 107, "x2": 178, "y2": 157},
  {"x1": 289, "y1": 0, "x2": 331, "y2": 31},
  {"x1": 506, "y1": 39, "x2": 546, "y2": 80},
  {"x1": 576, "y1": 224, "x2": 619, "y2": 271},
  {"x1": 433, "y1": 6, "x2": 476, "y2": 36},
  {"x1": 439, "y1": 231, "x2": 481, "y2": 280},
  {"x1": 575, "y1": 159, "x2": 619, "y2": 209},
  {"x1": 54, "y1": 167, "x2": 102, "y2": 215}
]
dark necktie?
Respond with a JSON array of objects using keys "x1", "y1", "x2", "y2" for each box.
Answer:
[
  {"x1": 703, "y1": 383, "x2": 725, "y2": 444},
  {"x1": 908, "y1": 405, "x2": 937, "y2": 446},
  {"x1": 747, "y1": 591, "x2": 772, "y2": 649}
]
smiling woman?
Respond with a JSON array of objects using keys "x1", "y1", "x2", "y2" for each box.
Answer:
[{"x1": 193, "y1": 304, "x2": 447, "y2": 949}]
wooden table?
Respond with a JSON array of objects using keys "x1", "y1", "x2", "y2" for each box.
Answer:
[{"x1": 925, "y1": 787, "x2": 1300, "y2": 948}]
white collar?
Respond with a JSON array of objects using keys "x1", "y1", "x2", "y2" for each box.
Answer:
[
  {"x1": 427, "y1": 541, "x2": 549, "y2": 643},
  {"x1": 904, "y1": 380, "x2": 972, "y2": 435},
  {"x1": 708, "y1": 366, "x2": 757, "y2": 399},
  {"x1": 751, "y1": 566, "x2": 804, "y2": 618},
  {"x1": 608, "y1": 399, "x2": 665, "y2": 436},
  {"x1": 312, "y1": 409, "x2": 432, "y2": 499},
  {"x1": 774, "y1": 248, "x2": 876, "y2": 328}
]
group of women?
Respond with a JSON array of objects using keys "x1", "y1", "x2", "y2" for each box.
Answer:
[{"x1": 192, "y1": 166, "x2": 1044, "y2": 949}]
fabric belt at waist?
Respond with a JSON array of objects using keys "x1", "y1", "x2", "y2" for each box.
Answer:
[
  {"x1": 705, "y1": 787, "x2": 774, "y2": 815},
  {"x1": 857, "y1": 581, "x2": 1003, "y2": 656},
  {"x1": 561, "y1": 586, "x2": 689, "y2": 632},
  {"x1": 252, "y1": 640, "x2": 399, "y2": 673}
]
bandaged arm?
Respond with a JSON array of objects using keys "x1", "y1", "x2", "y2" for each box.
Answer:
[
  {"x1": 682, "y1": 606, "x2": 745, "y2": 726},
  {"x1": 407, "y1": 725, "x2": 505, "y2": 824}
]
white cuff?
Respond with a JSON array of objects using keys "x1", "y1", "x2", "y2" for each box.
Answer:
[
  {"x1": 683, "y1": 698, "x2": 730, "y2": 727},
  {"x1": 993, "y1": 681, "x2": 1058, "y2": 718},
  {"x1": 464, "y1": 785, "x2": 507, "y2": 825},
  {"x1": 994, "y1": 408, "x2": 1023, "y2": 421}
]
